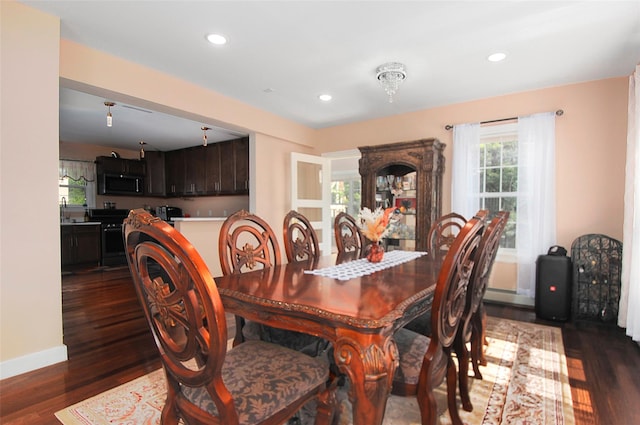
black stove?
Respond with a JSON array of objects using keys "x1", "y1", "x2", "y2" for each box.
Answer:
[{"x1": 89, "y1": 209, "x2": 130, "y2": 266}]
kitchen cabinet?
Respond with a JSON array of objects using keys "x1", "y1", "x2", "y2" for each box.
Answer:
[
  {"x1": 96, "y1": 156, "x2": 144, "y2": 176},
  {"x1": 144, "y1": 151, "x2": 165, "y2": 196},
  {"x1": 359, "y1": 138, "x2": 445, "y2": 251},
  {"x1": 205, "y1": 143, "x2": 222, "y2": 193},
  {"x1": 218, "y1": 137, "x2": 249, "y2": 195},
  {"x1": 165, "y1": 149, "x2": 186, "y2": 196},
  {"x1": 234, "y1": 137, "x2": 249, "y2": 194},
  {"x1": 183, "y1": 146, "x2": 207, "y2": 195},
  {"x1": 61, "y1": 224, "x2": 101, "y2": 267},
  {"x1": 161, "y1": 137, "x2": 250, "y2": 198}
]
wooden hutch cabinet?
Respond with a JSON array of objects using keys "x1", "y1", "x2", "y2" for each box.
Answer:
[{"x1": 359, "y1": 138, "x2": 445, "y2": 252}]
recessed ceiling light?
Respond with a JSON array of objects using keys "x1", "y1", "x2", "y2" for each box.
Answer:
[
  {"x1": 487, "y1": 52, "x2": 506, "y2": 62},
  {"x1": 206, "y1": 33, "x2": 227, "y2": 45},
  {"x1": 319, "y1": 94, "x2": 332, "y2": 102}
]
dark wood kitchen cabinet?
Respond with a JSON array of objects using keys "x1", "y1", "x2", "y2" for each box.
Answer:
[
  {"x1": 205, "y1": 143, "x2": 222, "y2": 193},
  {"x1": 183, "y1": 146, "x2": 207, "y2": 195},
  {"x1": 163, "y1": 137, "x2": 249, "y2": 197},
  {"x1": 164, "y1": 149, "x2": 186, "y2": 196},
  {"x1": 143, "y1": 151, "x2": 165, "y2": 196},
  {"x1": 218, "y1": 137, "x2": 249, "y2": 195},
  {"x1": 96, "y1": 156, "x2": 144, "y2": 176},
  {"x1": 359, "y1": 138, "x2": 445, "y2": 252},
  {"x1": 61, "y1": 224, "x2": 101, "y2": 268}
]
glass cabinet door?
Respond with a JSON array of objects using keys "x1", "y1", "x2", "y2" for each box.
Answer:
[{"x1": 375, "y1": 166, "x2": 417, "y2": 251}]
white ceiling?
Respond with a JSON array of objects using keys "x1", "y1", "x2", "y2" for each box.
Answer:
[{"x1": 20, "y1": 0, "x2": 640, "y2": 152}]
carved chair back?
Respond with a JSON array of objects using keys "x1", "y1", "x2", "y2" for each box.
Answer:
[
  {"x1": 124, "y1": 209, "x2": 335, "y2": 425},
  {"x1": 392, "y1": 215, "x2": 484, "y2": 425},
  {"x1": 283, "y1": 210, "x2": 320, "y2": 263},
  {"x1": 334, "y1": 212, "x2": 366, "y2": 257},
  {"x1": 219, "y1": 210, "x2": 281, "y2": 346},
  {"x1": 427, "y1": 212, "x2": 467, "y2": 256}
]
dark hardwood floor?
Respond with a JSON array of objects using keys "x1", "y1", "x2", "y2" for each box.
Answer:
[{"x1": 1, "y1": 267, "x2": 639, "y2": 425}]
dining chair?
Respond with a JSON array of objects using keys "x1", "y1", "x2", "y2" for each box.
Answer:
[
  {"x1": 219, "y1": 210, "x2": 282, "y2": 346},
  {"x1": 334, "y1": 212, "x2": 366, "y2": 258},
  {"x1": 427, "y1": 212, "x2": 467, "y2": 256},
  {"x1": 219, "y1": 210, "x2": 330, "y2": 359},
  {"x1": 283, "y1": 210, "x2": 320, "y2": 263},
  {"x1": 123, "y1": 209, "x2": 335, "y2": 425},
  {"x1": 391, "y1": 215, "x2": 485, "y2": 425},
  {"x1": 458, "y1": 211, "x2": 509, "y2": 388},
  {"x1": 403, "y1": 211, "x2": 469, "y2": 337}
]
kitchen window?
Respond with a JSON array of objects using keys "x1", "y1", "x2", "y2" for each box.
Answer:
[{"x1": 59, "y1": 159, "x2": 96, "y2": 208}]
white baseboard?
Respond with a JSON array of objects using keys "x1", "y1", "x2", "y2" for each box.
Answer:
[
  {"x1": 0, "y1": 344, "x2": 68, "y2": 380},
  {"x1": 484, "y1": 289, "x2": 535, "y2": 307}
]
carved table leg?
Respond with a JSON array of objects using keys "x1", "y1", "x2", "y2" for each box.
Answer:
[{"x1": 333, "y1": 332, "x2": 398, "y2": 425}]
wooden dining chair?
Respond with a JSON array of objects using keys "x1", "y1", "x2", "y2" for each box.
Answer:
[
  {"x1": 427, "y1": 212, "x2": 467, "y2": 256},
  {"x1": 458, "y1": 211, "x2": 510, "y2": 383},
  {"x1": 283, "y1": 210, "x2": 320, "y2": 263},
  {"x1": 334, "y1": 212, "x2": 366, "y2": 257},
  {"x1": 218, "y1": 210, "x2": 282, "y2": 346},
  {"x1": 403, "y1": 211, "x2": 469, "y2": 337},
  {"x1": 124, "y1": 209, "x2": 335, "y2": 425},
  {"x1": 391, "y1": 215, "x2": 484, "y2": 425},
  {"x1": 219, "y1": 210, "x2": 329, "y2": 358}
]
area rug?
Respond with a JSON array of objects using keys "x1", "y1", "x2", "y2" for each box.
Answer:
[{"x1": 55, "y1": 318, "x2": 574, "y2": 425}]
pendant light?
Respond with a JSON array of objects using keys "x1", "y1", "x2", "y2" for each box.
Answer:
[
  {"x1": 139, "y1": 141, "x2": 146, "y2": 159},
  {"x1": 104, "y1": 101, "x2": 115, "y2": 127},
  {"x1": 201, "y1": 126, "x2": 210, "y2": 146}
]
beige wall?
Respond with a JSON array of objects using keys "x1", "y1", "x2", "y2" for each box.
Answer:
[
  {"x1": 1, "y1": 1, "x2": 629, "y2": 377},
  {"x1": 317, "y1": 78, "x2": 628, "y2": 248},
  {"x1": 1, "y1": 1, "x2": 66, "y2": 377}
]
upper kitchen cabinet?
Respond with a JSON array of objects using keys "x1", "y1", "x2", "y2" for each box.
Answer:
[
  {"x1": 183, "y1": 146, "x2": 207, "y2": 195},
  {"x1": 359, "y1": 138, "x2": 445, "y2": 252},
  {"x1": 218, "y1": 137, "x2": 249, "y2": 195},
  {"x1": 96, "y1": 156, "x2": 145, "y2": 176},
  {"x1": 164, "y1": 137, "x2": 249, "y2": 198},
  {"x1": 144, "y1": 151, "x2": 165, "y2": 196}
]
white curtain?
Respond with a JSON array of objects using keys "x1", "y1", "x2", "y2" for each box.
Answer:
[
  {"x1": 452, "y1": 123, "x2": 481, "y2": 219},
  {"x1": 619, "y1": 64, "x2": 640, "y2": 342},
  {"x1": 516, "y1": 112, "x2": 557, "y2": 297},
  {"x1": 452, "y1": 113, "x2": 556, "y2": 298}
]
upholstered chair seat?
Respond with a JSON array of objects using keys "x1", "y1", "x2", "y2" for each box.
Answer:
[{"x1": 182, "y1": 340, "x2": 329, "y2": 424}]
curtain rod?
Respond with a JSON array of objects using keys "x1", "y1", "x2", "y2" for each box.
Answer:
[{"x1": 444, "y1": 109, "x2": 564, "y2": 131}]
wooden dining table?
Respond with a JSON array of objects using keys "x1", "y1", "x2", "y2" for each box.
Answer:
[{"x1": 215, "y1": 251, "x2": 441, "y2": 425}]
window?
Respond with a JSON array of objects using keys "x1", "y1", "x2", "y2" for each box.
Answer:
[
  {"x1": 330, "y1": 179, "x2": 361, "y2": 219},
  {"x1": 59, "y1": 160, "x2": 96, "y2": 208},
  {"x1": 59, "y1": 175, "x2": 88, "y2": 206},
  {"x1": 479, "y1": 123, "x2": 518, "y2": 249}
]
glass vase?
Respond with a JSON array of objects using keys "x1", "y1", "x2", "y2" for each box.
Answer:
[{"x1": 367, "y1": 240, "x2": 384, "y2": 263}]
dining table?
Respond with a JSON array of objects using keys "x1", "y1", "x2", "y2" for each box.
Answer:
[{"x1": 215, "y1": 249, "x2": 441, "y2": 425}]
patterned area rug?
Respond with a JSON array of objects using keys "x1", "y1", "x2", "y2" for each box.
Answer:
[{"x1": 55, "y1": 318, "x2": 574, "y2": 425}]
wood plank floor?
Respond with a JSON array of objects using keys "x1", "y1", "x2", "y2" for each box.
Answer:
[{"x1": 1, "y1": 267, "x2": 639, "y2": 425}]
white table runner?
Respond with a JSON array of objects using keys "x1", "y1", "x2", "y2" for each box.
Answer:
[{"x1": 304, "y1": 250, "x2": 427, "y2": 281}]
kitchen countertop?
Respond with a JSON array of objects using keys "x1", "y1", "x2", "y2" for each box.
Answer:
[
  {"x1": 60, "y1": 221, "x2": 101, "y2": 226},
  {"x1": 172, "y1": 217, "x2": 227, "y2": 222}
]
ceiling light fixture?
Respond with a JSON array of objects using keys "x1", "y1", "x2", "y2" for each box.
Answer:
[
  {"x1": 488, "y1": 52, "x2": 506, "y2": 62},
  {"x1": 139, "y1": 141, "x2": 146, "y2": 159},
  {"x1": 104, "y1": 101, "x2": 115, "y2": 127},
  {"x1": 319, "y1": 94, "x2": 332, "y2": 102},
  {"x1": 376, "y1": 62, "x2": 407, "y2": 103},
  {"x1": 201, "y1": 126, "x2": 210, "y2": 146},
  {"x1": 206, "y1": 33, "x2": 227, "y2": 45}
]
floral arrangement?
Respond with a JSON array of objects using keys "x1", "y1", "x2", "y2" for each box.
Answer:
[{"x1": 357, "y1": 207, "x2": 397, "y2": 242}]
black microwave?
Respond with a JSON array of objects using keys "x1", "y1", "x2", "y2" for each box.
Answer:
[{"x1": 99, "y1": 173, "x2": 144, "y2": 196}]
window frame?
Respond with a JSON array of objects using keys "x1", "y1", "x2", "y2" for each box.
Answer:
[{"x1": 479, "y1": 122, "x2": 518, "y2": 262}]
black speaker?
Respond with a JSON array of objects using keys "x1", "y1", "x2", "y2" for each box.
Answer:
[{"x1": 535, "y1": 255, "x2": 572, "y2": 321}]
